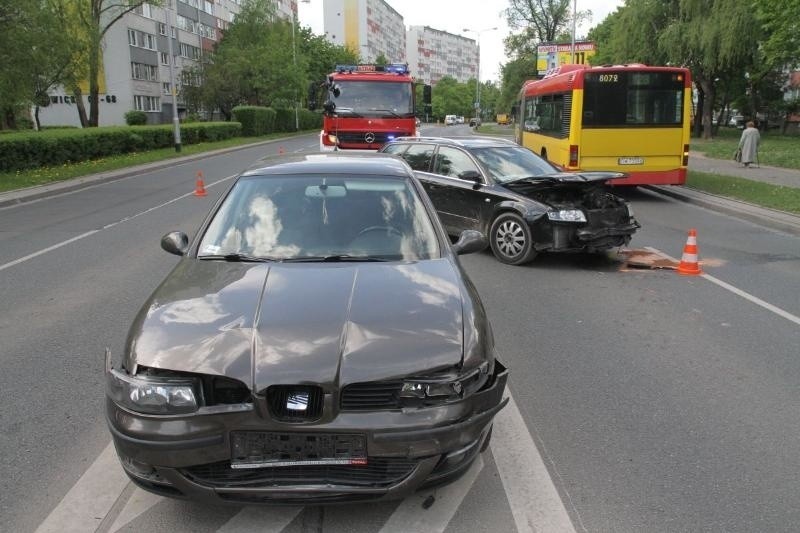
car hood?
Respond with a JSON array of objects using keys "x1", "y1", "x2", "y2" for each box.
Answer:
[
  {"x1": 125, "y1": 259, "x2": 464, "y2": 391},
  {"x1": 503, "y1": 171, "x2": 626, "y2": 194}
]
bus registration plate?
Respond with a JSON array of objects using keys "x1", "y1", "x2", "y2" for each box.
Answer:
[{"x1": 618, "y1": 157, "x2": 644, "y2": 165}]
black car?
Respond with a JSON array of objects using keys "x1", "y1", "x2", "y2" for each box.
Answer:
[
  {"x1": 379, "y1": 136, "x2": 640, "y2": 265},
  {"x1": 105, "y1": 153, "x2": 507, "y2": 504}
]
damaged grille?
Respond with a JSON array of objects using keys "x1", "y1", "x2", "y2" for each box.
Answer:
[
  {"x1": 340, "y1": 381, "x2": 403, "y2": 410},
  {"x1": 181, "y1": 457, "x2": 418, "y2": 488},
  {"x1": 584, "y1": 206, "x2": 630, "y2": 227}
]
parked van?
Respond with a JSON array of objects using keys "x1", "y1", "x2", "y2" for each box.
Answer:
[{"x1": 445, "y1": 115, "x2": 457, "y2": 126}]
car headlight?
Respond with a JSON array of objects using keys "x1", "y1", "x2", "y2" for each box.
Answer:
[
  {"x1": 626, "y1": 203, "x2": 635, "y2": 218},
  {"x1": 399, "y1": 362, "x2": 490, "y2": 405},
  {"x1": 547, "y1": 209, "x2": 587, "y2": 222},
  {"x1": 107, "y1": 368, "x2": 199, "y2": 415}
]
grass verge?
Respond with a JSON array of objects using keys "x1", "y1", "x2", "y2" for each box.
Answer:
[
  {"x1": 474, "y1": 123, "x2": 515, "y2": 136},
  {"x1": 687, "y1": 170, "x2": 800, "y2": 215},
  {"x1": 0, "y1": 133, "x2": 295, "y2": 193},
  {"x1": 690, "y1": 127, "x2": 800, "y2": 170}
]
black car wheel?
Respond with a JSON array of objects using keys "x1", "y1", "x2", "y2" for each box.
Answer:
[{"x1": 489, "y1": 213, "x2": 537, "y2": 265}]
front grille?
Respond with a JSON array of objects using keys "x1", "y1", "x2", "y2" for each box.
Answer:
[
  {"x1": 182, "y1": 457, "x2": 418, "y2": 489},
  {"x1": 585, "y1": 206, "x2": 630, "y2": 227},
  {"x1": 266, "y1": 385, "x2": 323, "y2": 422},
  {"x1": 336, "y1": 132, "x2": 397, "y2": 144},
  {"x1": 341, "y1": 381, "x2": 403, "y2": 410}
]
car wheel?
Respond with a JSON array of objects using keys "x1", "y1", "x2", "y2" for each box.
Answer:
[{"x1": 489, "y1": 213, "x2": 537, "y2": 265}]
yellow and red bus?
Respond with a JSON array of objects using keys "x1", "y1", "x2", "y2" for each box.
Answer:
[{"x1": 515, "y1": 64, "x2": 691, "y2": 185}]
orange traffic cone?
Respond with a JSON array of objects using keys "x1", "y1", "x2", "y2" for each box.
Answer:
[
  {"x1": 278, "y1": 146, "x2": 286, "y2": 155},
  {"x1": 677, "y1": 228, "x2": 702, "y2": 275},
  {"x1": 193, "y1": 171, "x2": 207, "y2": 197}
]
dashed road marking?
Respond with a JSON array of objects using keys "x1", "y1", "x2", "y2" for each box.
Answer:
[{"x1": 217, "y1": 506, "x2": 303, "y2": 533}]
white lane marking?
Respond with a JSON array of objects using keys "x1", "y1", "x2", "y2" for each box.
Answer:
[
  {"x1": 492, "y1": 395, "x2": 579, "y2": 533},
  {"x1": 0, "y1": 174, "x2": 235, "y2": 273},
  {"x1": 216, "y1": 506, "x2": 303, "y2": 533},
  {"x1": 646, "y1": 246, "x2": 800, "y2": 327},
  {"x1": 35, "y1": 442, "x2": 129, "y2": 533},
  {"x1": 379, "y1": 455, "x2": 484, "y2": 533},
  {"x1": 108, "y1": 488, "x2": 163, "y2": 533}
]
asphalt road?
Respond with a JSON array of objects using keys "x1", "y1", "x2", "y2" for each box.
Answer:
[{"x1": 2, "y1": 126, "x2": 799, "y2": 532}]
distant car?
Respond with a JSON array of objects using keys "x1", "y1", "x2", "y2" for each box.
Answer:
[
  {"x1": 379, "y1": 137, "x2": 640, "y2": 265},
  {"x1": 469, "y1": 117, "x2": 481, "y2": 127},
  {"x1": 729, "y1": 114, "x2": 745, "y2": 128},
  {"x1": 105, "y1": 153, "x2": 508, "y2": 504},
  {"x1": 456, "y1": 116, "x2": 465, "y2": 124},
  {"x1": 444, "y1": 115, "x2": 457, "y2": 126},
  {"x1": 415, "y1": 117, "x2": 421, "y2": 128}
]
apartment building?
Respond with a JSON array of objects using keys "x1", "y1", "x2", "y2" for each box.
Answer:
[
  {"x1": 405, "y1": 26, "x2": 478, "y2": 85},
  {"x1": 323, "y1": 0, "x2": 405, "y2": 64},
  {"x1": 39, "y1": 0, "x2": 296, "y2": 127}
]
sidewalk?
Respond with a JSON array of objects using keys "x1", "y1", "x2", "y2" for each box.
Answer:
[{"x1": 688, "y1": 151, "x2": 800, "y2": 189}]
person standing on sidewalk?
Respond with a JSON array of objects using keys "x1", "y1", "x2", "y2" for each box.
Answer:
[{"x1": 738, "y1": 121, "x2": 761, "y2": 168}]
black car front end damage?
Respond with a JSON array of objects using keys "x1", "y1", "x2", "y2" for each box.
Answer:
[
  {"x1": 506, "y1": 175, "x2": 640, "y2": 252},
  {"x1": 106, "y1": 360, "x2": 507, "y2": 504}
]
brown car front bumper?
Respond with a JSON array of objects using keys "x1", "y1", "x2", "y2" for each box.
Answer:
[{"x1": 106, "y1": 362, "x2": 508, "y2": 504}]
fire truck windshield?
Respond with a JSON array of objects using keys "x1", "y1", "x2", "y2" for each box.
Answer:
[{"x1": 332, "y1": 81, "x2": 413, "y2": 117}]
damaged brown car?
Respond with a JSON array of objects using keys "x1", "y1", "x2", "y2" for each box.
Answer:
[
  {"x1": 105, "y1": 153, "x2": 508, "y2": 504},
  {"x1": 379, "y1": 137, "x2": 640, "y2": 265}
]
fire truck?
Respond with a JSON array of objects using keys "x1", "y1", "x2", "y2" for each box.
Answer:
[{"x1": 314, "y1": 64, "x2": 418, "y2": 151}]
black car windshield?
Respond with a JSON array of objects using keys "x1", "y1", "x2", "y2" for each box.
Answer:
[
  {"x1": 469, "y1": 146, "x2": 560, "y2": 183},
  {"x1": 198, "y1": 175, "x2": 440, "y2": 261}
]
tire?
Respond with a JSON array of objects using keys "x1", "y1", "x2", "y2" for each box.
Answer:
[
  {"x1": 480, "y1": 424, "x2": 493, "y2": 453},
  {"x1": 489, "y1": 212, "x2": 537, "y2": 265}
]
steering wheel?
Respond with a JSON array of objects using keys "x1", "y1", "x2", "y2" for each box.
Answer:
[{"x1": 357, "y1": 226, "x2": 402, "y2": 237}]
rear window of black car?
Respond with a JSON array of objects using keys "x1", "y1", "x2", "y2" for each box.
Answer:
[{"x1": 400, "y1": 144, "x2": 435, "y2": 172}]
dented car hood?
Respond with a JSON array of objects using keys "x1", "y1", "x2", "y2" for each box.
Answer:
[
  {"x1": 124, "y1": 259, "x2": 465, "y2": 391},
  {"x1": 503, "y1": 171, "x2": 626, "y2": 194}
]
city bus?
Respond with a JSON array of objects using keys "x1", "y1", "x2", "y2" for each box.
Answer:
[{"x1": 515, "y1": 64, "x2": 691, "y2": 185}]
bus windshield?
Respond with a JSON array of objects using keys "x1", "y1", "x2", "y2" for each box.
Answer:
[
  {"x1": 332, "y1": 81, "x2": 413, "y2": 117},
  {"x1": 582, "y1": 71, "x2": 684, "y2": 127}
]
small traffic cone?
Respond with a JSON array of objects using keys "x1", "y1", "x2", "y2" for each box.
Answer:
[
  {"x1": 193, "y1": 171, "x2": 207, "y2": 197},
  {"x1": 278, "y1": 146, "x2": 286, "y2": 155},
  {"x1": 677, "y1": 228, "x2": 702, "y2": 276}
]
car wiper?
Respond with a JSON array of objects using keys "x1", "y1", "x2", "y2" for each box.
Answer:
[
  {"x1": 198, "y1": 253, "x2": 278, "y2": 263},
  {"x1": 334, "y1": 107, "x2": 363, "y2": 117},
  {"x1": 280, "y1": 254, "x2": 389, "y2": 263},
  {"x1": 368, "y1": 108, "x2": 401, "y2": 118}
]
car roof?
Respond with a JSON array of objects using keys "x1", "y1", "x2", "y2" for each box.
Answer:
[
  {"x1": 385, "y1": 136, "x2": 518, "y2": 150},
  {"x1": 242, "y1": 152, "x2": 414, "y2": 178}
]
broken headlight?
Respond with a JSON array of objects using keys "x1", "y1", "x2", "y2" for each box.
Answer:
[
  {"x1": 107, "y1": 369, "x2": 199, "y2": 415},
  {"x1": 547, "y1": 209, "x2": 587, "y2": 222},
  {"x1": 399, "y1": 362, "x2": 490, "y2": 405}
]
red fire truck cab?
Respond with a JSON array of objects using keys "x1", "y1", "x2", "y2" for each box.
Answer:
[{"x1": 317, "y1": 64, "x2": 418, "y2": 151}]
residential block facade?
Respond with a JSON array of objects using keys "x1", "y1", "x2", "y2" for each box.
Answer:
[
  {"x1": 406, "y1": 25, "x2": 478, "y2": 85},
  {"x1": 322, "y1": 0, "x2": 405, "y2": 64}
]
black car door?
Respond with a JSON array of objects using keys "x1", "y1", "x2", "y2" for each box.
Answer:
[
  {"x1": 429, "y1": 146, "x2": 497, "y2": 233},
  {"x1": 396, "y1": 143, "x2": 461, "y2": 232}
]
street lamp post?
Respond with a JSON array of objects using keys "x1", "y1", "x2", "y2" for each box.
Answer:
[
  {"x1": 291, "y1": 1, "x2": 312, "y2": 131},
  {"x1": 463, "y1": 27, "x2": 497, "y2": 123},
  {"x1": 164, "y1": 2, "x2": 181, "y2": 152}
]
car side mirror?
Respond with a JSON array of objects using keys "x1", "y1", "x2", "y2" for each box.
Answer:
[
  {"x1": 452, "y1": 230, "x2": 487, "y2": 255},
  {"x1": 459, "y1": 170, "x2": 482, "y2": 182},
  {"x1": 161, "y1": 231, "x2": 189, "y2": 256}
]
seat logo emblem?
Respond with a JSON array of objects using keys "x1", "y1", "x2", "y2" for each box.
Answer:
[
  {"x1": 364, "y1": 132, "x2": 375, "y2": 143},
  {"x1": 286, "y1": 392, "x2": 309, "y2": 411}
]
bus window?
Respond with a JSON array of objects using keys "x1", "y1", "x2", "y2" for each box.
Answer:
[{"x1": 583, "y1": 71, "x2": 684, "y2": 127}]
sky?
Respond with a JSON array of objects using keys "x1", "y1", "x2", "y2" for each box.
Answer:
[{"x1": 298, "y1": 0, "x2": 624, "y2": 83}]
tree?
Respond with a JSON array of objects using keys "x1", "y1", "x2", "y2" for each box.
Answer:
[
  {"x1": 66, "y1": 0, "x2": 161, "y2": 127},
  {"x1": 504, "y1": 0, "x2": 592, "y2": 57},
  {"x1": 497, "y1": 56, "x2": 538, "y2": 115}
]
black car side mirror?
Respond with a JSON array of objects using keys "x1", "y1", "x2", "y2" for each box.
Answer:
[
  {"x1": 452, "y1": 230, "x2": 487, "y2": 255},
  {"x1": 161, "y1": 231, "x2": 189, "y2": 256}
]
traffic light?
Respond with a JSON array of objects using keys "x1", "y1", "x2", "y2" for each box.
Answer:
[{"x1": 423, "y1": 84, "x2": 432, "y2": 106}]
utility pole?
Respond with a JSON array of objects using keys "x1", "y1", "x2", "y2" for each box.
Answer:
[{"x1": 165, "y1": 2, "x2": 181, "y2": 152}]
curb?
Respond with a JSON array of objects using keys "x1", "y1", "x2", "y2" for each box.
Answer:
[
  {"x1": 0, "y1": 133, "x2": 313, "y2": 209},
  {"x1": 645, "y1": 185, "x2": 800, "y2": 237}
]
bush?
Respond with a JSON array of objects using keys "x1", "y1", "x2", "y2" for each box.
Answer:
[
  {"x1": 232, "y1": 106, "x2": 276, "y2": 136},
  {"x1": 0, "y1": 122, "x2": 242, "y2": 172},
  {"x1": 124, "y1": 110, "x2": 147, "y2": 126}
]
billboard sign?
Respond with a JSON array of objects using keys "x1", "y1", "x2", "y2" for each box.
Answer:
[{"x1": 536, "y1": 42, "x2": 596, "y2": 76}]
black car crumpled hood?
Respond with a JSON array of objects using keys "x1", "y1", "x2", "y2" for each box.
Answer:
[
  {"x1": 126, "y1": 259, "x2": 464, "y2": 391},
  {"x1": 503, "y1": 171, "x2": 626, "y2": 194}
]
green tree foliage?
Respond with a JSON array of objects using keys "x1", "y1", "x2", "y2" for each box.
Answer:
[
  {"x1": 504, "y1": 0, "x2": 592, "y2": 57},
  {"x1": 497, "y1": 56, "x2": 538, "y2": 116}
]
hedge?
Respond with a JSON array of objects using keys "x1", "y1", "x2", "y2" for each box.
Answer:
[
  {"x1": 233, "y1": 106, "x2": 322, "y2": 135},
  {"x1": 0, "y1": 122, "x2": 241, "y2": 172}
]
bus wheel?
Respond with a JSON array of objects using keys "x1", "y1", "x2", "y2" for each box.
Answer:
[
  {"x1": 540, "y1": 148, "x2": 548, "y2": 161},
  {"x1": 489, "y1": 213, "x2": 537, "y2": 265}
]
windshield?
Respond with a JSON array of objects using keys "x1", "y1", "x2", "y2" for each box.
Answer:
[
  {"x1": 198, "y1": 175, "x2": 440, "y2": 261},
  {"x1": 332, "y1": 81, "x2": 413, "y2": 117},
  {"x1": 583, "y1": 71, "x2": 685, "y2": 127},
  {"x1": 470, "y1": 146, "x2": 559, "y2": 183}
]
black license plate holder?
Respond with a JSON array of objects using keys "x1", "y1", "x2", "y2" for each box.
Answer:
[{"x1": 230, "y1": 431, "x2": 367, "y2": 469}]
